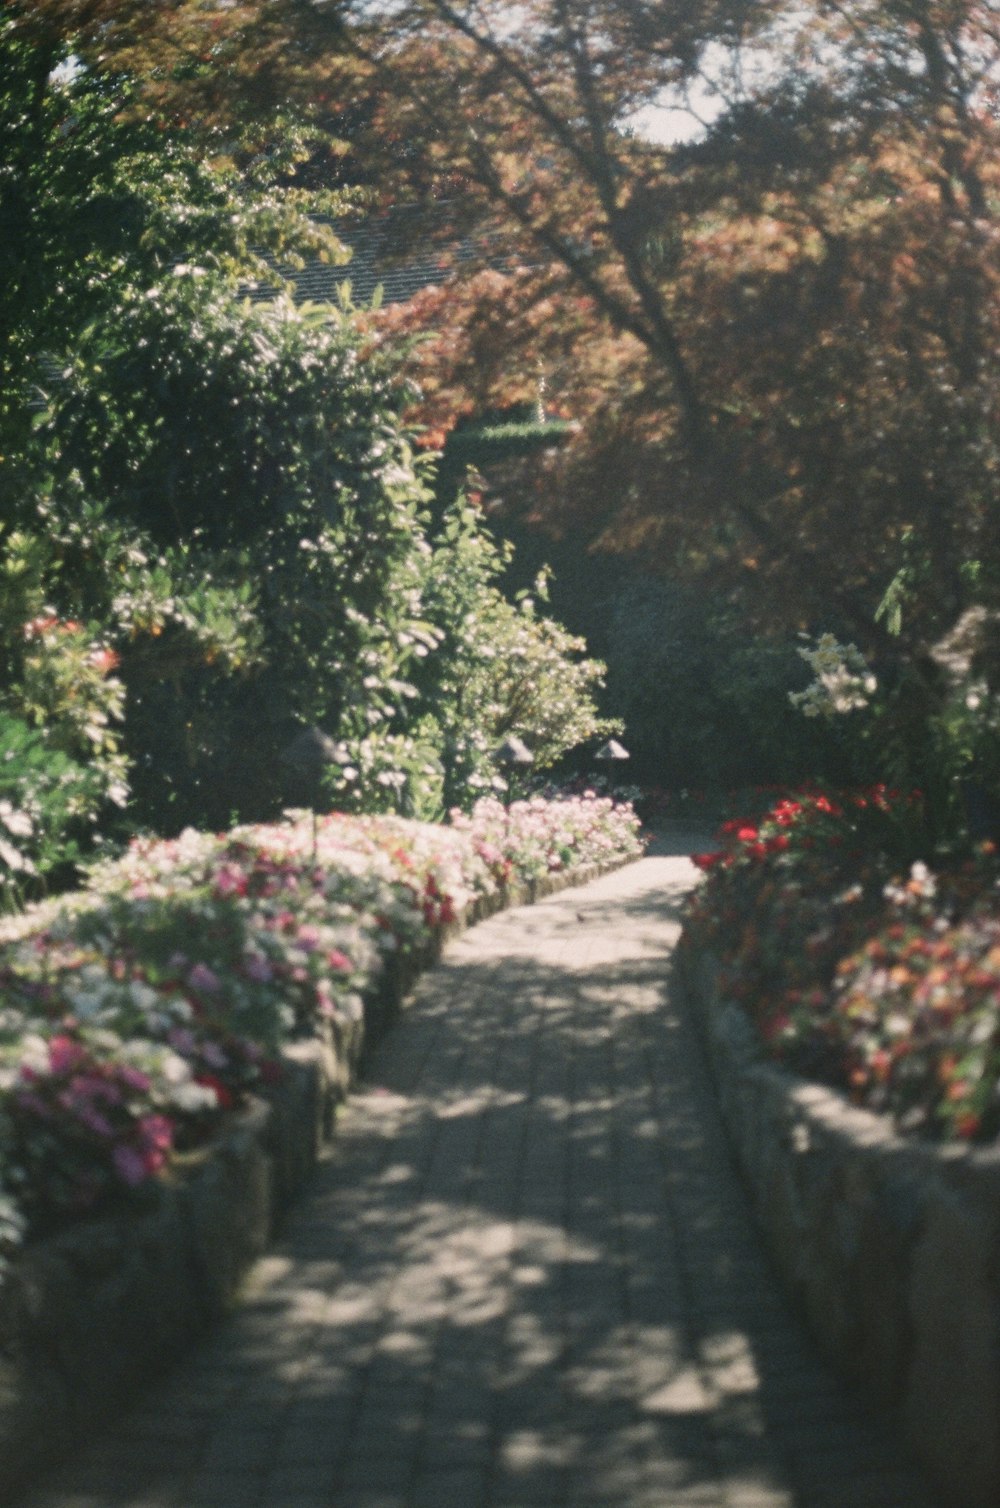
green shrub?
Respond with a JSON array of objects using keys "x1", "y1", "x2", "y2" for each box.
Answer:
[
  {"x1": 0, "y1": 716, "x2": 120, "y2": 908},
  {"x1": 604, "y1": 578, "x2": 849, "y2": 789},
  {"x1": 408, "y1": 498, "x2": 620, "y2": 812}
]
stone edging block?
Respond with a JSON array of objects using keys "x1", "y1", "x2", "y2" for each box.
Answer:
[
  {"x1": 0, "y1": 856, "x2": 620, "y2": 1501},
  {"x1": 679, "y1": 946, "x2": 1000, "y2": 1508}
]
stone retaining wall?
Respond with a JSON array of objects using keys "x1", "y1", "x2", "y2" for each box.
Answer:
[
  {"x1": 0, "y1": 863, "x2": 611, "y2": 1502},
  {"x1": 680, "y1": 948, "x2": 1000, "y2": 1508}
]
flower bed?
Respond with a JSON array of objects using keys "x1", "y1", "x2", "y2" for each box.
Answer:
[
  {"x1": 681, "y1": 784, "x2": 1000, "y2": 1142},
  {"x1": 0, "y1": 793, "x2": 642, "y2": 1262}
]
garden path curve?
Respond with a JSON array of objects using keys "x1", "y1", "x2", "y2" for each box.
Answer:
[{"x1": 18, "y1": 831, "x2": 941, "y2": 1508}]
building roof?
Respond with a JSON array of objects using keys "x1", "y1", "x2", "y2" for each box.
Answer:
[{"x1": 243, "y1": 203, "x2": 508, "y2": 309}]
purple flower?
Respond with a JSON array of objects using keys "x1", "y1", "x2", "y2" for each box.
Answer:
[
  {"x1": 200, "y1": 1041, "x2": 228, "y2": 1070},
  {"x1": 74, "y1": 1102, "x2": 115, "y2": 1139},
  {"x1": 15, "y1": 1090, "x2": 53, "y2": 1120},
  {"x1": 243, "y1": 951, "x2": 274, "y2": 983},
  {"x1": 117, "y1": 1065, "x2": 152, "y2": 1094},
  {"x1": 188, "y1": 962, "x2": 222, "y2": 994},
  {"x1": 112, "y1": 1143, "x2": 148, "y2": 1186},
  {"x1": 168, "y1": 1026, "x2": 198, "y2": 1057}
]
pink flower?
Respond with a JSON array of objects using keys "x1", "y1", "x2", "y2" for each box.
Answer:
[
  {"x1": 49, "y1": 1035, "x2": 87, "y2": 1075},
  {"x1": 213, "y1": 865, "x2": 248, "y2": 897},
  {"x1": 89, "y1": 647, "x2": 121, "y2": 675},
  {"x1": 315, "y1": 982, "x2": 337, "y2": 1017},
  {"x1": 139, "y1": 1114, "x2": 173, "y2": 1154},
  {"x1": 327, "y1": 949, "x2": 352, "y2": 972},
  {"x1": 113, "y1": 1115, "x2": 174, "y2": 1184}
]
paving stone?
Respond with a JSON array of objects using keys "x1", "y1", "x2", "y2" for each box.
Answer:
[
  {"x1": 328, "y1": 1490, "x2": 406, "y2": 1508},
  {"x1": 409, "y1": 1465, "x2": 489, "y2": 1508},
  {"x1": 184, "y1": 1471, "x2": 264, "y2": 1507}
]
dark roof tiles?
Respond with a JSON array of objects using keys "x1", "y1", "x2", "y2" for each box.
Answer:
[{"x1": 244, "y1": 205, "x2": 508, "y2": 308}]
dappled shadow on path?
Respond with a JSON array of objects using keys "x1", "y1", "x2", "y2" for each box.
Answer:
[{"x1": 17, "y1": 858, "x2": 939, "y2": 1508}]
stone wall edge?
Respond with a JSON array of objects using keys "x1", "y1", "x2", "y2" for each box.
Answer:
[{"x1": 678, "y1": 943, "x2": 1000, "y2": 1508}]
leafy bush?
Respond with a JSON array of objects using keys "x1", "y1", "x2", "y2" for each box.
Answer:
[
  {"x1": 27, "y1": 282, "x2": 439, "y2": 832},
  {"x1": 0, "y1": 14, "x2": 340, "y2": 491},
  {"x1": 326, "y1": 499, "x2": 620, "y2": 817},
  {"x1": 417, "y1": 499, "x2": 619, "y2": 809},
  {"x1": 0, "y1": 717, "x2": 120, "y2": 908},
  {"x1": 0, "y1": 530, "x2": 131, "y2": 901}
]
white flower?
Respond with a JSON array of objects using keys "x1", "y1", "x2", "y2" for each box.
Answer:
[
  {"x1": 19, "y1": 1034, "x2": 50, "y2": 1074},
  {"x1": 169, "y1": 1080, "x2": 219, "y2": 1113},
  {"x1": 128, "y1": 981, "x2": 162, "y2": 1014}
]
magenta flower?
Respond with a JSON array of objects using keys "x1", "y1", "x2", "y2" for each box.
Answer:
[
  {"x1": 139, "y1": 1114, "x2": 173, "y2": 1152},
  {"x1": 213, "y1": 865, "x2": 248, "y2": 897}
]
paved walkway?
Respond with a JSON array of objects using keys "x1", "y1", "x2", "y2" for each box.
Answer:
[{"x1": 19, "y1": 837, "x2": 941, "y2": 1508}]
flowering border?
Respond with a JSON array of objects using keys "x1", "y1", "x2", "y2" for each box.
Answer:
[{"x1": 0, "y1": 794, "x2": 642, "y2": 1262}]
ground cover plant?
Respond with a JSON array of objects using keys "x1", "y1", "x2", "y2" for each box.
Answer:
[
  {"x1": 682, "y1": 786, "x2": 1000, "y2": 1144},
  {"x1": 0, "y1": 792, "x2": 642, "y2": 1265}
]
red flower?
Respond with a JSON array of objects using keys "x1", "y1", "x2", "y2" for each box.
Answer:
[
  {"x1": 195, "y1": 1073, "x2": 235, "y2": 1110},
  {"x1": 89, "y1": 647, "x2": 121, "y2": 674}
]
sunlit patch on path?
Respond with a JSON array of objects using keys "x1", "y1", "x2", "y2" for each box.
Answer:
[{"x1": 18, "y1": 836, "x2": 940, "y2": 1508}]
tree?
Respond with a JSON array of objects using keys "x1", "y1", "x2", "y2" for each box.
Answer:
[
  {"x1": 0, "y1": 5, "x2": 345, "y2": 508},
  {"x1": 0, "y1": 6, "x2": 358, "y2": 850},
  {"x1": 320, "y1": 1, "x2": 1000, "y2": 654}
]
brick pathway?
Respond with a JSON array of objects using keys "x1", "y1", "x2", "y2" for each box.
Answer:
[{"x1": 18, "y1": 835, "x2": 941, "y2": 1508}]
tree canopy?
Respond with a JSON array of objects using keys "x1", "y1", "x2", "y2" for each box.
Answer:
[{"x1": 311, "y1": 0, "x2": 1000, "y2": 668}]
